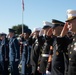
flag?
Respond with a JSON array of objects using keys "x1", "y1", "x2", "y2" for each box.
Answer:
[{"x1": 22, "y1": 0, "x2": 24, "y2": 11}]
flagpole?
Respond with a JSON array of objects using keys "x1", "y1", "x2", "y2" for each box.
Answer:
[
  {"x1": 22, "y1": 0, "x2": 24, "y2": 34},
  {"x1": 22, "y1": 8, "x2": 24, "y2": 34}
]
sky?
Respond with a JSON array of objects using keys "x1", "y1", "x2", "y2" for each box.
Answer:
[{"x1": 0, "y1": 0, "x2": 76, "y2": 34}]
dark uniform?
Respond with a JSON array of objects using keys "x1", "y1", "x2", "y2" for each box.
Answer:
[
  {"x1": 9, "y1": 29, "x2": 20, "y2": 75},
  {"x1": 39, "y1": 35, "x2": 53, "y2": 74},
  {"x1": 30, "y1": 36, "x2": 43, "y2": 75},
  {"x1": 63, "y1": 32, "x2": 72, "y2": 75},
  {"x1": 38, "y1": 21, "x2": 53, "y2": 75},
  {"x1": 51, "y1": 19, "x2": 66, "y2": 75},
  {"x1": 21, "y1": 40, "x2": 32, "y2": 75},
  {"x1": 67, "y1": 34, "x2": 76, "y2": 75},
  {"x1": 21, "y1": 29, "x2": 32, "y2": 75},
  {"x1": 0, "y1": 33, "x2": 9, "y2": 75}
]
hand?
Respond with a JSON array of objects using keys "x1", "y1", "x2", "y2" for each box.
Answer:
[
  {"x1": 60, "y1": 22, "x2": 69, "y2": 37},
  {"x1": 5, "y1": 58, "x2": 8, "y2": 61},
  {"x1": 47, "y1": 28, "x2": 53, "y2": 36},
  {"x1": 39, "y1": 29, "x2": 44, "y2": 36},
  {"x1": 15, "y1": 59, "x2": 19, "y2": 62},
  {"x1": 46, "y1": 70, "x2": 51, "y2": 74}
]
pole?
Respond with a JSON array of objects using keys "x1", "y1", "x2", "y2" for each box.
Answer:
[
  {"x1": 22, "y1": 0, "x2": 24, "y2": 34},
  {"x1": 22, "y1": 9, "x2": 24, "y2": 34}
]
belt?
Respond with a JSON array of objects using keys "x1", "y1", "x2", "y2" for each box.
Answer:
[{"x1": 42, "y1": 54, "x2": 49, "y2": 57}]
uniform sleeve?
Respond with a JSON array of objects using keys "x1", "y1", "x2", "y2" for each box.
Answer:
[{"x1": 14, "y1": 39, "x2": 20, "y2": 60}]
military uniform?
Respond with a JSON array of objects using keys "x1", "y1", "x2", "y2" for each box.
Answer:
[
  {"x1": 0, "y1": 34, "x2": 9, "y2": 75},
  {"x1": 39, "y1": 35, "x2": 53, "y2": 74},
  {"x1": 67, "y1": 34, "x2": 76, "y2": 75},
  {"x1": 21, "y1": 40, "x2": 32, "y2": 75},
  {"x1": 30, "y1": 37, "x2": 42, "y2": 75},
  {"x1": 9, "y1": 28, "x2": 20, "y2": 75}
]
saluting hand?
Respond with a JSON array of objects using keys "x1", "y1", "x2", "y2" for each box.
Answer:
[
  {"x1": 39, "y1": 29, "x2": 44, "y2": 36},
  {"x1": 47, "y1": 28, "x2": 53, "y2": 37},
  {"x1": 60, "y1": 22, "x2": 69, "y2": 37}
]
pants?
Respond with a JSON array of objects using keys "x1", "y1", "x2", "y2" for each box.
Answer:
[
  {"x1": 10, "y1": 61, "x2": 19, "y2": 75},
  {"x1": 4, "y1": 61, "x2": 9, "y2": 75},
  {"x1": 0, "y1": 61, "x2": 6, "y2": 75}
]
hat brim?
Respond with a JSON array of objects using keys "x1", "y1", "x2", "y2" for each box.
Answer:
[
  {"x1": 43, "y1": 26, "x2": 51, "y2": 29},
  {"x1": 66, "y1": 17, "x2": 76, "y2": 22}
]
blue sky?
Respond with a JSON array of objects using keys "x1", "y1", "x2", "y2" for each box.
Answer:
[{"x1": 0, "y1": 0, "x2": 76, "y2": 34}]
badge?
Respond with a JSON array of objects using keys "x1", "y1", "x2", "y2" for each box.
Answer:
[
  {"x1": 73, "y1": 42, "x2": 76, "y2": 51},
  {"x1": 56, "y1": 51, "x2": 59, "y2": 55}
]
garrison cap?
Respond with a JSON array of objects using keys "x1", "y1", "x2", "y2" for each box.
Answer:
[
  {"x1": 24, "y1": 29, "x2": 32, "y2": 35},
  {"x1": 43, "y1": 21, "x2": 53, "y2": 29},
  {"x1": 9, "y1": 28, "x2": 15, "y2": 33},
  {"x1": 52, "y1": 19, "x2": 65, "y2": 28},
  {"x1": 66, "y1": 9, "x2": 76, "y2": 22}
]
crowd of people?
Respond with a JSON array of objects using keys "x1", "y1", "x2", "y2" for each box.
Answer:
[{"x1": 0, "y1": 9, "x2": 76, "y2": 75}]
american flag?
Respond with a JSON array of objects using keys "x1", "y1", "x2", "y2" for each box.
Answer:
[{"x1": 22, "y1": 0, "x2": 24, "y2": 11}]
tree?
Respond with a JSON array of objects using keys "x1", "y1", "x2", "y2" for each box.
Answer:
[{"x1": 12, "y1": 24, "x2": 28, "y2": 35}]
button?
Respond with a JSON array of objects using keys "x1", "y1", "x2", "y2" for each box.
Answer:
[
  {"x1": 71, "y1": 45, "x2": 73, "y2": 47},
  {"x1": 66, "y1": 52, "x2": 68, "y2": 55},
  {"x1": 59, "y1": 67, "x2": 61, "y2": 69},
  {"x1": 70, "y1": 51, "x2": 72, "y2": 54},
  {"x1": 69, "y1": 58, "x2": 71, "y2": 61},
  {"x1": 73, "y1": 38, "x2": 75, "y2": 41},
  {"x1": 56, "y1": 51, "x2": 59, "y2": 55}
]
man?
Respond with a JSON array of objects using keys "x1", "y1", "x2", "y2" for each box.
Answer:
[
  {"x1": 39, "y1": 21, "x2": 53, "y2": 75},
  {"x1": 9, "y1": 28, "x2": 20, "y2": 75},
  {"x1": 60, "y1": 9, "x2": 76, "y2": 75},
  {"x1": 48, "y1": 19, "x2": 65, "y2": 75},
  {"x1": 0, "y1": 33, "x2": 9, "y2": 75},
  {"x1": 21, "y1": 28, "x2": 32, "y2": 75},
  {"x1": 30, "y1": 27, "x2": 42, "y2": 75}
]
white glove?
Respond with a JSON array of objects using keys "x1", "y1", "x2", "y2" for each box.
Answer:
[
  {"x1": 39, "y1": 29, "x2": 44, "y2": 36},
  {"x1": 46, "y1": 70, "x2": 51, "y2": 75}
]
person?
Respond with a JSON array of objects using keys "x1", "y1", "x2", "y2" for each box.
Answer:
[
  {"x1": 0, "y1": 33, "x2": 9, "y2": 75},
  {"x1": 39, "y1": 21, "x2": 53, "y2": 75},
  {"x1": 30, "y1": 27, "x2": 42, "y2": 75},
  {"x1": 60, "y1": 9, "x2": 76, "y2": 75},
  {"x1": 8, "y1": 28, "x2": 20, "y2": 75},
  {"x1": 21, "y1": 28, "x2": 32, "y2": 75},
  {"x1": 48, "y1": 19, "x2": 65, "y2": 75}
]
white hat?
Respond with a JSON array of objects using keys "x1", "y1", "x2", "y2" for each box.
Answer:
[
  {"x1": 33, "y1": 27, "x2": 42, "y2": 32},
  {"x1": 43, "y1": 21, "x2": 52, "y2": 26},
  {"x1": 43, "y1": 21, "x2": 53, "y2": 29},
  {"x1": 66, "y1": 9, "x2": 76, "y2": 21}
]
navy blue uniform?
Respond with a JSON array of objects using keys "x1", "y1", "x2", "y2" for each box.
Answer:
[
  {"x1": 30, "y1": 35, "x2": 44, "y2": 75},
  {"x1": 51, "y1": 36, "x2": 69, "y2": 75},
  {"x1": 39, "y1": 36, "x2": 53, "y2": 74},
  {"x1": 67, "y1": 34, "x2": 76, "y2": 75},
  {"x1": 21, "y1": 40, "x2": 32, "y2": 75},
  {"x1": 0, "y1": 38, "x2": 9, "y2": 75},
  {"x1": 9, "y1": 36, "x2": 20, "y2": 75}
]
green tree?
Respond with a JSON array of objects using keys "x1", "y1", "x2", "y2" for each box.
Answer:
[{"x1": 12, "y1": 24, "x2": 28, "y2": 35}]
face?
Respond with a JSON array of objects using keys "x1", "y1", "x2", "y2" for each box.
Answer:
[
  {"x1": 44, "y1": 27, "x2": 50, "y2": 35},
  {"x1": 24, "y1": 33, "x2": 29, "y2": 39},
  {"x1": 9, "y1": 32, "x2": 14, "y2": 38},
  {"x1": 68, "y1": 19, "x2": 76, "y2": 32},
  {"x1": 1, "y1": 36, "x2": 5, "y2": 40},
  {"x1": 34, "y1": 31, "x2": 40, "y2": 36},
  {"x1": 53, "y1": 26, "x2": 63, "y2": 36}
]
